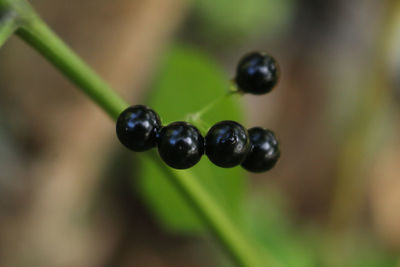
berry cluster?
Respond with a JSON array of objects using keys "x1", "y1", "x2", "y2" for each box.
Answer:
[{"x1": 116, "y1": 52, "x2": 280, "y2": 173}]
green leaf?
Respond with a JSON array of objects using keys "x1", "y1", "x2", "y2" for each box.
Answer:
[
  {"x1": 192, "y1": 0, "x2": 295, "y2": 43},
  {"x1": 242, "y1": 187, "x2": 320, "y2": 267},
  {"x1": 137, "y1": 44, "x2": 247, "y2": 233}
]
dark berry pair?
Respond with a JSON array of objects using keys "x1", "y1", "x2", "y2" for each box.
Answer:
[
  {"x1": 116, "y1": 105, "x2": 280, "y2": 172},
  {"x1": 116, "y1": 105, "x2": 203, "y2": 169},
  {"x1": 206, "y1": 121, "x2": 280, "y2": 172}
]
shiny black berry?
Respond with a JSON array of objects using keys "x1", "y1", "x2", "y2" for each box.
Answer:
[
  {"x1": 116, "y1": 105, "x2": 162, "y2": 152},
  {"x1": 235, "y1": 51, "x2": 279, "y2": 95},
  {"x1": 205, "y1": 121, "x2": 250, "y2": 168},
  {"x1": 158, "y1": 121, "x2": 204, "y2": 169},
  {"x1": 241, "y1": 127, "x2": 280, "y2": 173}
]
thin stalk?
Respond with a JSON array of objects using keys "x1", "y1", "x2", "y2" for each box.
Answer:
[
  {"x1": 185, "y1": 90, "x2": 240, "y2": 133},
  {"x1": 1, "y1": 0, "x2": 266, "y2": 266},
  {"x1": 185, "y1": 86, "x2": 239, "y2": 123},
  {"x1": 189, "y1": 90, "x2": 237, "y2": 119}
]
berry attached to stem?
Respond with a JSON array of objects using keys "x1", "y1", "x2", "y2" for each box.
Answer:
[
  {"x1": 116, "y1": 105, "x2": 162, "y2": 152},
  {"x1": 205, "y1": 121, "x2": 250, "y2": 168},
  {"x1": 241, "y1": 127, "x2": 280, "y2": 173},
  {"x1": 235, "y1": 51, "x2": 279, "y2": 95},
  {"x1": 158, "y1": 121, "x2": 204, "y2": 169}
]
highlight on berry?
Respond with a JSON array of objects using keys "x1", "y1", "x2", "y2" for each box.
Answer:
[
  {"x1": 116, "y1": 105, "x2": 161, "y2": 152},
  {"x1": 205, "y1": 120, "x2": 250, "y2": 168},
  {"x1": 158, "y1": 121, "x2": 204, "y2": 169}
]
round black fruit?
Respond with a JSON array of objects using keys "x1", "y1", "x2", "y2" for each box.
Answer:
[
  {"x1": 116, "y1": 105, "x2": 162, "y2": 152},
  {"x1": 235, "y1": 51, "x2": 279, "y2": 95},
  {"x1": 205, "y1": 121, "x2": 250, "y2": 168},
  {"x1": 158, "y1": 121, "x2": 204, "y2": 169},
  {"x1": 241, "y1": 127, "x2": 280, "y2": 173}
]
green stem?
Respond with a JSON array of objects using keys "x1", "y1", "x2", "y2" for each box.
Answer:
[
  {"x1": 191, "y1": 90, "x2": 237, "y2": 119},
  {"x1": 0, "y1": 0, "x2": 266, "y2": 266},
  {"x1": 15, "y1": 4, "x2": 128, "y2": 119},
  {"x1": 147, "y1": 151, "x2": 265, "y2": 266},
  {"x1": 185, "y1": 86, "x2": 239, "y2": 124},
  {"x1": 185, "y1": 90, "x2": 239, "y2": 133}
]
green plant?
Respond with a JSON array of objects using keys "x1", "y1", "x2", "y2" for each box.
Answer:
[{"x1": 0, "y1": 0, "x2": 270, "y2": 266}]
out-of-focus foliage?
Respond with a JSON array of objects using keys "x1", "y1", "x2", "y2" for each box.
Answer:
[
  {"x1": 138, "y1": 44, "x2": 246, "y2": 232},
  {"x1": 191, "y1": 0, "x2": 295, "y2": 43},
  {"x1": 242, "y1": 189, "x2": 319, "y2": 267},
  {"x1": 387, "y1": 9, "x2": 400, "y2": 99}
]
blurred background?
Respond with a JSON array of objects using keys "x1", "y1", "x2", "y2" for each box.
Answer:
[{"x1": 1, "y1": 0, "x2": 400, "y2": 266}]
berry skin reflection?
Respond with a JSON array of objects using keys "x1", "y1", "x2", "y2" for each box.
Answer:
[
  {"x1": 158, "y1": 122, "x2": 204, "y2": 169},
  {"x1": 116, "y1": 51, "x2": 281, "y2": 173},
  {"x1": 241, "y1": 128, "x2": 280, "y2": 173},
  {"x1": 205, "y1": 121, "x2": 250, "y2": 168},
  {"x1": 235, "y1": 51, "x2": 279, "y2": 95},
  {"x1": 116, "y1": 105, "x2": 161, "y2": 152}
]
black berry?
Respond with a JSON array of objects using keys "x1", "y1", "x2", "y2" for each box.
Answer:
[
  {"x1": 241, "y1": 127, "x2": 280, "y2": 173},
  {"x1": 205, "y1": 121, "x2": 250, "y2": 168},
  {"x1": 235, "y1": 52, "x2": 279, "y2": 95},
  {"x1": 158, "y1": 121, "x2": 204, "y2": 169},
  {"x1": 116, "y1": 105, "x2": 162, "y2": 152}
]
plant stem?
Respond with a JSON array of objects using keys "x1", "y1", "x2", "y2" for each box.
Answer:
[
  {"x1": 15, "y1": 4, "x2": 128, "y2": 119},
  {"x1": 189, "y1": 90, "x2": 237, "y2": 119},
  {"x1": 185, "y1": 85, "x2": 240, "y2": 124},
  {"x1": 185, "y1": 89, "x2": 240, "y2": 133},
  {"x1": 1, "y1": 0, "x2": 266, "y2": 266},
  {"x1": 147, "y1": 151, "x2": 265, "y2": 267}
]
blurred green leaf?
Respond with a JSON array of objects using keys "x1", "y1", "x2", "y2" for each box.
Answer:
[
  {"x1": 322, "y1": 231, "x2": 399, "y2": 267},
  {"x1": 243, "y1": 188, "x2": 320, "y2": 267},
  {"x1": 192, "y1": 0, "x2": 295, "y2": 43},
  {"x1": 137, "y1": 44, "x2": 247, "y2": 233}
]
